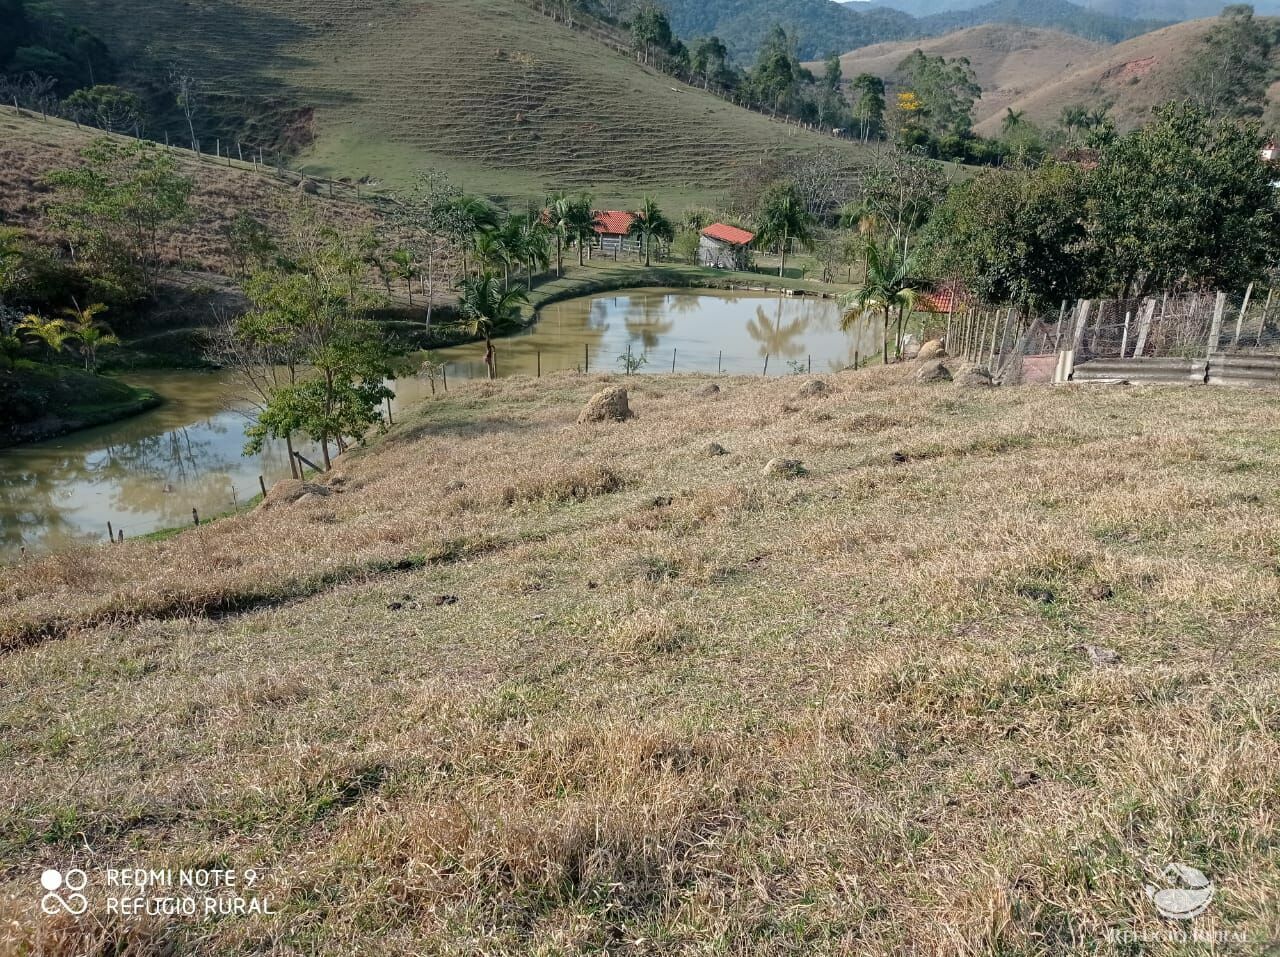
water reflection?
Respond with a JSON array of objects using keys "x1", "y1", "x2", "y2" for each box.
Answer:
[
  {"x1": 0, "y1": 290, "x2": 881, "y2": 560},
  {"x1": 436, "y1": 288, "x2": 880, "y2": 379}
]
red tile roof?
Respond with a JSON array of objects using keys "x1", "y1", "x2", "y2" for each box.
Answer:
[
  {"x1": 594, "y1": 210, "x2": 636, "y2": 236},
  {"x1": 915, "y1": 289, "x2": 959, "y2": 314},
  {"x1": 701, "y1": 223, "x2": 755, "y2": 246}
]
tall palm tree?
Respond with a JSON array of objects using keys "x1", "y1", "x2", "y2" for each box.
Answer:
[
  {"x1": 756, "y1": 183, "x2": 815, "y2": 279},
  {"x1": 512, "y1": 214, "x2": 550, "y2": 290},
  {"x1": 1001, "y1": 108, "x2": 1026, "y2": 136},
  {"x1": 840, "y1": 239, "x2": 917, "y2": 365},
  {"x1": 546, "y1": 191, "x2": 572, "y2": 277},
  {"x1": 457, "y1": 271, "x2": 528, "y2": 380},
  {"x1": 449, "y1": 194, "x2": 497, "y2": 276},
  {"x1": 563, "y1": 196, "x2": 598, "y2": 268},
  {"x1": 627, "y1": 197, "x2": 675, "y2": 267}
]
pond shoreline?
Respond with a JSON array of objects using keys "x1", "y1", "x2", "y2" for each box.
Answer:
[{"x1": 0, "y1": 365, "x2": 164, "y2": 450}]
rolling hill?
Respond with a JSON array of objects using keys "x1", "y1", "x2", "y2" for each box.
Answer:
[
  {"x1": 813, "y1": 25, "x2": 1105, "y2": 128},
  {"x1": 968, "y1": 17, "x2": 1274, "y2": 135},
  {"x1": 871, "y1": 0, "x2": 1280, "y2": 17},
  {"x1": 36, "y1": 0, "x2": 872, "y2": 210}
]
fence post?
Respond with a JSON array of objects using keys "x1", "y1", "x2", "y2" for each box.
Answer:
[
  {"x1": 1071, "y1": 300, "x2": 1092, "y2": 355},
  {"x1": 584, "y1": 343, "x2": 589, "y2": 373},
  {"x1": 1232, "y1": 282, "x2": 1253, "y2": 348},
  {"x1": 762, "y1": 353, "x2": 769, "y2": 376},
  {"x1": 192, "y1": 507, "x2": 200, "y2": 527},
  {"x1": 1054, "y1": 300, "x2": 1067, "y2": 350},
  {"x1": 1133, "y1": 299, "x2": 1155, "y2": 358},
  {"x1": 717, "y1": 350, "x2": 722, "y2": 374},
  {"x1": 672, "y1": 348, "x2": 677, "y2": 373},
  {"x1": 259, "y1": 475, "x2": 267, "y2": 498},
  {"x1": 537, "y1": 351, "x2": 542, "y2": 377},
  {"x1": 1206, "y1": 292, "x2": 1227, "y2": 356},
  {"x1": 1120, "y1": 311, "x2": 1132, "y2": 358},
  {"x1": 1256, "y1": 288, "x2": 1275, "y2": 347},
  {"x1": 107, "y1": 521, "x2": 114, "y2": 543}
]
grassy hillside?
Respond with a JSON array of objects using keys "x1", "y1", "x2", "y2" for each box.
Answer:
[
  {"x1": 2, "y1": 364, "x2": 1279, "y2": 952},
  {"x1": 812, "y1": 25, "x2": 1104, "y2": 128},
  {"x1": 0, "y1": 109, "x2": 375, "y2": 279},
  {"x1": 969, "y1": 17, "x2": 1239, "y2": 134},
  {"x1": 41, "y1": 0, "x2": 873, "y2": 210}
]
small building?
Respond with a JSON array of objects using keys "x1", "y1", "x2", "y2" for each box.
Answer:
[
  {"x1": 699, "y1": 223, "x2": 755, "y2": 270},
  {"x1": 593, "y1": 210, "x2": 637, "y2": 252},
  {"x1": 1263, "y1": 141, "x2": 1278, "y2": 163}
]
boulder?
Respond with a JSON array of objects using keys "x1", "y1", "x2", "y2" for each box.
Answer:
[
  {"x1": 762, "y1": 458, "x2": 806, "y2": 479},
  {"x1": 917, "y1": 339, "x2": 947, "y2": 361},
  {"x1": 261, "y1": 480, "x2": 333, "y2": 509},
  {"x1": 916, "y1": 360, "x2": 952, "y2": 384},
  {"x1": 695, "y1": 383, "x2": 720, "y2": 397},
  {"x1": 704, "y1": 441, "x2": 728, "y2": 457},
  {"x1": 577, "y1": 386, "x2": 631, "y2": 424}
]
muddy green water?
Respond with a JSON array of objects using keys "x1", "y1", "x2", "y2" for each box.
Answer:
[{"x1": 0, "y1": 290, "x2": 876, "y2": 560}]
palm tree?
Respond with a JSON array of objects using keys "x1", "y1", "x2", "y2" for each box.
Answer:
[
  {"x1": 457, "y1": 271, "x2": 528, "y2": 379},
  {"x1": 755, "y1": 183, "x2": 815, "y2": 279},
  {"x1": 546, "y1": 191, "x2": 572, "y2": 277},
  {"x1": 390, "y1": 249, "x2": 418, "y2": 305},
  {"x1": 840, "y1": 239, "x2": 917, "y2": 365},
  {"x1": 512, "y1": 214, "x2": 550, "y2": 290},
  {"x1": 17, "y1": 314, "x2": 71, "y2": 362},
  {"x1": 1001, "y1": 108, "x2": 1026, "y2": 136},
  {"x1": 449, "y1": 194, "x2": 497, "y2": 276},
  {"x1": 627, "y1": 197, "x2": 675, "y2": 267},
  {"x1": 563, "y1": 196, "x2": 598, "y2": 268},
  {"x1": 62, "y1": 302, "x2": 119, "y2": 371},
  {"x1": 471, "y1": 229, "x2": 508, "y2": 281}
]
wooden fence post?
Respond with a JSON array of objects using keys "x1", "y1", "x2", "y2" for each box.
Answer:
[
  {"x1": 1232, "y1": 283, "x2": 1253, "y2": 348},
  {"x1": 1207, "y1": 292, "x2": 1227, "y2": 356},
  {"x1": 1256, "y1": 288, "x2": 1274, "y2": 347},
  {"x1": 1133, "y1": 299, "x2": 1156, "y2": 358},
  {"x1": 1120, "y1": 310, "x2": 1132, "y2": 358},
  {"x1": 259, "y1": 475, "x2": 267, "y2": 498}
]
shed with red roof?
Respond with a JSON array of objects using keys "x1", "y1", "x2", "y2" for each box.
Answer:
[
  {"x1": 593, "y1": 210, "x2": 637, "y2": 252},
  {"x1": 699, "y1": 223, "x2": 755, "y2": 270}
]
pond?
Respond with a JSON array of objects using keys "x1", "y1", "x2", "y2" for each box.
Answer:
[
  {"x1": 435, "y1": 288, "x2": 878, "y2": 378},
  {"x1": 0, "y1": 289, "x2": 878, "y2": 560}
]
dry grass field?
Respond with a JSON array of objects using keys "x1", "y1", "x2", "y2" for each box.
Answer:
[
  {"x1": 813, "y1": 25, "x2": 1105, "y2": 131},
  {"x1": 38, "y1": 0, "x2": 872, "y2": 209},
  {"x1": 2, "y1": 364, "x2": 1279, "y2": 954}
]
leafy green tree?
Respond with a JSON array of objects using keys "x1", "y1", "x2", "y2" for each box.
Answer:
[
  {"x1": 922, "y1": 162, "x2": 1089, "y2": 317},
  {"x1": 850, "y1": 73, "x2": 886, "y2": 142},
  {"x1": 753, "y1": 25, "x2": 801, "y2": 114},
  {"x1": 690, "y1": 36, "x2": 729, "y2": 89},
  {"x1": 896, "y1": 50, "x2": 980, "y2": 140},
  {"x1": 221, "y1": 212, "x2": 276, "y2": 278},
  {"x1": 854, "y1": 148, "x2": 948, "y2": 261},
  {"x1": 45, "y1": 139, "x2": 194, "y2": 298},
  {"x1": 755, "y1": 182, "x2": 816, "y2": 278},
  {"x1": 630, "y1": 2, "x2": 675, "y2": 66},
  {"x1": 1086, "y1": 102, "x2": 1279, "y2": 299},
  {"x1": 65, "y1": 84, "x2": 142, "y2": 133},
  {"x1": 240, "y1": 209, "x2": 393, "y2": 470},
  {"x1": 840, "y1": 239, "x2": 917, "y2": 364},
  {"x1": 628, "y1": 197, "x2": 675, "y2": 267},
  {"x1": 389, "y1": 249, "x2": 418, "y2": 304},
  {"x1": 457, "y1": 271, "x2": 528, "y2": 380}
]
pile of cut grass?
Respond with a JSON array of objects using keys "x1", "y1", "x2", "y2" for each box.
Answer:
[{"x1": 2, "y1": 366, "x2": 1278, "y2": 953}]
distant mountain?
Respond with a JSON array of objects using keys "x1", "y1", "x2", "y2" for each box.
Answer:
[
  {"x1": 663, "y1": 0, "x2": 1161, "y2": 62},
  {"x1": 867, "y1": 0, "x2": 1280, "y2": 17},
  {"x1": 918, "y1": 0, "x2": 1168, "y2": 41},
  {"x1": 662, "y1": 0, "x2": 919, "y2": 61}
]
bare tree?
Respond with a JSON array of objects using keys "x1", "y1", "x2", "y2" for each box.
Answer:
[{"x1": 167, "y1": 64, "x2": 203, "y2": 152}]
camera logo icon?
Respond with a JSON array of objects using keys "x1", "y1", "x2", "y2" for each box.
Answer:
[{"x1": 40, "y1": 869, "x2": 88, "y2": 916}]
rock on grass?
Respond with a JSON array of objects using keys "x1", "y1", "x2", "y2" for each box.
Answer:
[
  {"x1": 763, "y1": 458, "x2": 806, "y2": 479},
  {"x1": 578, "y1": 386, "x2": 631, "y2": 424},
  {"x1": 916, "y1": 360, "x2": 952, "y2": 384}
]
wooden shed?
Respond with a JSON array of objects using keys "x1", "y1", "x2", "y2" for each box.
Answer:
[{"x1": 699, "y1": 223, "x2": 755, "y2": 270}]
